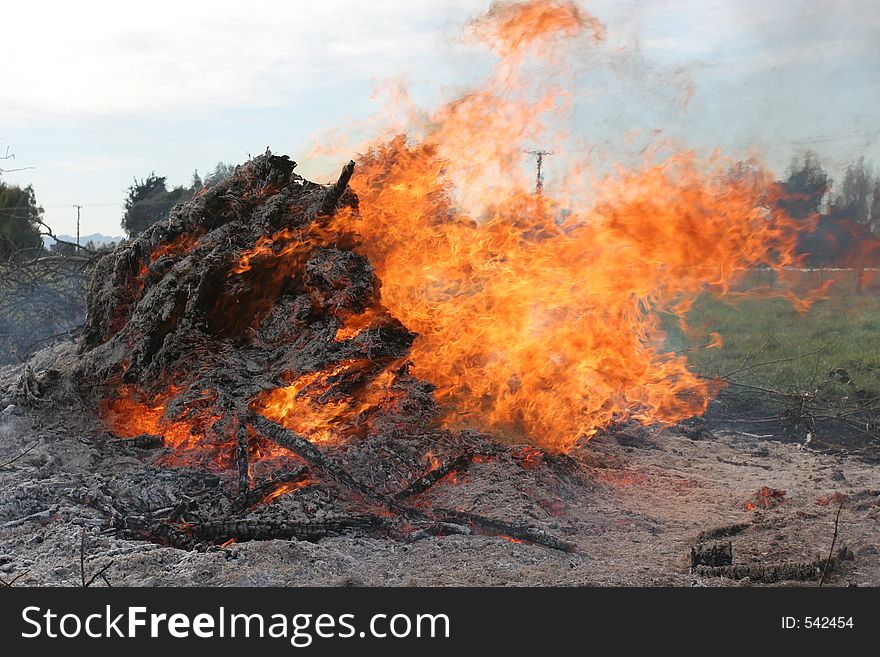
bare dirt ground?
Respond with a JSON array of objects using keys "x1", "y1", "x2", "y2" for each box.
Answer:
[{"x1": 1, "y1": 346, "x2": 877, "y2": 587}]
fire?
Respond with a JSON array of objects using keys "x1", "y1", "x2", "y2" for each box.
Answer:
[
  {"x1": 149, "y1": 231, "x2": 202, "y2": 264},
  {"x1": 334, "y1": 307, "x2": 391, "y2": 341},
  {"x1": 260, "y1": 478, "x2": 311, "y2": 504},
  {"x1": 101, "y1": 384, "x2": 228, "y2": 469},
  {"x1": 231, "y1": 229, "x2": 306, "y2": 275},
  {"x1": 303, "y1": 0, "x2": 810, "y2": 450},
  {"x1": 101, "y1": 0, "x2": 814, "y2": 461},
  {"x1": 252, "y1": 360, "x2": 402, "y2": 443},
  {"x1": 423, "y1": 450, "x2": 440, "y2": 470}
]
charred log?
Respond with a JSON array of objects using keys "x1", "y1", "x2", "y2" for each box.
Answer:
[
  {"x1": 693, "y1": 548, "x2": 851, "y2": 583},
  {"x1": 190, "y1": 516, "x2": 384, "y2": 545},
  {"x1": 395, "y1": 451, "x2": 474, "y2": 500},
  {"x1": 239, "y1": 466, "x2": 310, "y2": 509},
  {"x1": 250, "y1": 415, "x2": 575, "y2": 552},
  {"x1": 249, "y1": 413, "x2": 420, "y2": 519},
  {"x1": 690, "y1": 541, "x2": 733, "y2": 568},
  {"x1": 236, "y1": 426, "x2": 249, "y2": 495},
  {"x1": 315, "y1": 160, "x2": 356, "y2": 218},
  {"x1": 429, "y1": 508, "x2": 577, "y2": 552},
  {"x1": 109, "y1": 434, "x2": 164, "y2": 450},
  {"x1": 695, "y1": 522, "x2": 751, "y2": 543}
]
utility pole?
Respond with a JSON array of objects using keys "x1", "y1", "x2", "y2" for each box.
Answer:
[
  {"x1": 73, "y1": 204, "x2": 82, "y2": 248},
  {"x1": 524, "y1": 150, "x2": 553, "y2": 196}
]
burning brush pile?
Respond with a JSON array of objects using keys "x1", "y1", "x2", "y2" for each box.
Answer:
[{"x1": 68, "y1": 152, "x2": 575, "y2": 551}]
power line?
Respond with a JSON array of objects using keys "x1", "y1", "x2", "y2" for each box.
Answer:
[{"x1": 42, "y1": 202, "x2": 120, "y2": 209}]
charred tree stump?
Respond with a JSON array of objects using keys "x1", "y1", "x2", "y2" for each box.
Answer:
[{"x1": 690, "y1": 541, "x2": 733, "y2": 568}]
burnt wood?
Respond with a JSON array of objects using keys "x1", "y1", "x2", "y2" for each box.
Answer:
[
  {"x1": 239, "y1": 466, "x2": 310, "y2": 509},
  {"x1": 395, "y1": 451, "x2": 474, "y2": 500},
  {"x1": 250, "y1": 414, "x2": 576, "y2": 552},
  {"x1": 109, "y1": 434, "x2": 164, "y2": 449},
  {"x1": 693, "y1": 548, "x2": 849, "y2": 583},
  {"x1": 690, "y1": 541, "x2": 733, "y2": 568}
]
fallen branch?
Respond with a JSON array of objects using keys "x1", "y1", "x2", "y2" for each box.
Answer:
[
  {"x1": 818, "y1": 498, "x2": 845, "y2": 587},
  {"x1": 0, "y1": 441, "x2": 39, "y2": 469},
  {"x1": 159, "y1": 516, "x2": 385, "y2": 548},
  {"x1": 248, "y1": 413, "x2": 417, "y2": 517},
  {"x1": 249, "y1": 414, "x2": 575, "y2": 552},
  {"x1": 720, "y1": 345, "x2": 829, "y2": 379},
  {"x1": 696, "y1": 522, "x2": 750, "y2": 543},
  {"x1": 430, "y1": 508, "x2": 576, "y2": 552},
  {"x1": 0, "y1": 572, "x2": 27, "y2": 587},
  {"x1": 109, "y1": 434, "x2": 163, "y2": 449},
  {"x1": 694, "y1": 548, "x2": 848, "y2": 583},
  {"x1": 236, "y1": 425, "x2": 249, "y2": 495},
  {"x1": 78, "y1": 528, "x2": 112, "y2": 587},
  {"x1": 395, "y1": 451, "x2": 473, "y2": 500}
]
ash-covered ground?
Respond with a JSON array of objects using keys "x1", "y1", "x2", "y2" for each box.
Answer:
[{"x1": 1, "y1": 345, "x2": 877, "y2": 587}]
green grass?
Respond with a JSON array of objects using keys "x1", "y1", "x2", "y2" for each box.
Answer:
[{"x1": 664, "y1": 294, "x2": 880, "y2": 403}]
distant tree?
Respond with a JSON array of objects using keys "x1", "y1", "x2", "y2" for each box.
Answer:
[
  {"x1": 0, "y1": 182, "x2": 43, "y2": 260},
  {"x1": 871, "y1": 179, "x2": 880, "y2": 234},
  {"x1": 49, "y1": 240, "x2": 77, "y2": 256},
  {"x1": 777, "y1": 151, "x2": 830, "y2": 221},
  {"x1": 123, "y1": 162, "x2": 237, "y2": 236},
  {"x1": 204, "y1": 162, "x2": 235, "y2": 188},
  {"x1": 121, "y1": 173, "x2": 192, "y2": 236},
  {"x1": 833, "y1": 158, "x2": 875, "y2": 231}
]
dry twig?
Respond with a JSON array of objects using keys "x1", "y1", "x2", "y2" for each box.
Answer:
[{"x1": 818, "y1": 497, "x2": 845, "y2": 587}]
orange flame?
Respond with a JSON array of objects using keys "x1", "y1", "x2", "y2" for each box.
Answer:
[
  {"x1": 253, "y1": 361, "x2": 402, "y2": 443},
  {"x1": 306, "y1": 0, "x2": 810, "y2": 450},
  {"x1": 101, "y1": 384, "x2": 228, "y2": 469},
  {"x1": 149, "y1": 232, "x2": 202, "y2": 264},
  {"x1": 260, "y1": 478, "x2": 311, "y2": 504}
]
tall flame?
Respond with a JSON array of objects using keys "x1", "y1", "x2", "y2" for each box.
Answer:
[{"x1": 309, "y1": 0, "x2": 807, "y2": 450}]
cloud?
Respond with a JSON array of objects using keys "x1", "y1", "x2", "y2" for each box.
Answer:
[{"x1": 1, "y1": 0, "x2": 487, "y2": 122}]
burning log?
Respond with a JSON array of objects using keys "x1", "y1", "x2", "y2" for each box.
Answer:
[
  {"x1": 239, "y1": 466, "x2": 310, "y2": 509},
  {"x1": 394, "y1": 450, "x2": 474, "y2": 500},
  {"x1": 247, "y1": 414, "x2": 414, "y2": 516}
]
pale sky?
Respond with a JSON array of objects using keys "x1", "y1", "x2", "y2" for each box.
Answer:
[{"x1": 2, "y1": 0, "x2": 878, "y2": 236}]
